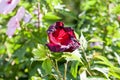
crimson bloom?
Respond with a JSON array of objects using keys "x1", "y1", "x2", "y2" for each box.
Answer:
[{"x1": 46, "y1": 21, "x2": 80, "y2": 52}]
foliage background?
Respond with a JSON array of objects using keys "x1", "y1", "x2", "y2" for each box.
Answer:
[{"x1": 1, "y1": 0, "x2": 120, "y2": 80}]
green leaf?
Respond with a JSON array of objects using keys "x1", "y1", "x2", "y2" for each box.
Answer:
[
  {"x1": 112, "y1": 4, "x2": 120, "y2": 14},
  {"x1": 109, "y1": 67, "x2": 120, "y2": 79},
  {"x1": 32, "y1": 44, "x2": 47, "y2": 60},
  {"x1": 46, "y1": 0, "x2": 62, "y2": 11},
  {"x1": 94, "y1": 56, "x2": 113, "y2": 67},
  {"x1": 31, "y1": 76, "x2": 42, "y2": 80},
  {"x1": 43, "y1": 12, "x2": 61, "y2": 20},
  {"x1": 62, "y1": 53, "x2": 83, "y2": 65},
  {"x1": 58, "y1": 10, "x2": 77, "y2": 20},
  {"x1": 91, "y1": 67, "x2": 109, "y2": 80},
  {"x1": 79, "y1": 32, "x2": 87, "y2": 50},
  {"x1": 89, "y1": 37, "x2": 103, "y2": 42},
  {"x1": 70, "y1": 61, "x2": 79, "y2": 78},
  {"x1": 13, "y1": 46, "x2": 26, "y2": 60},
  {"x1": 87, "y1": 77, "x2": 107, "y2": 80},
  {"x1": 109, "y1": 70, "x2": 120, "y2": 79},
  {"x1": 114, "y1": 52, "x2": 120, "y2": 66},
  {"x1": 81, "y1": 0, "x2": 96, "y2": 10},
  {"x1": 42, "y1": 59, "x2": 52, "y2": 74},
  {"x1": 0, "y1": 45, "x2": 5, "y2": 54}
]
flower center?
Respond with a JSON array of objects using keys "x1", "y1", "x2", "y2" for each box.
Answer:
[{"x1": 7, "y1": 0, "x2": 12, "y2": 4}]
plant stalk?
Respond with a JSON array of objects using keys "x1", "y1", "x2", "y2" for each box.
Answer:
[{"x1": 64, "y1": 61, "x2": 68, "y2": 80}]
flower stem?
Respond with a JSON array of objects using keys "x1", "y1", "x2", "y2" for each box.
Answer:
[
  {"x1": 81, "y1": 48, "x2": 92, "y2": 76},
  {"x1": 37, "y1": 2, "x2": 40, "y2": 32},
  {"x1": 47, "y1": 53, "x2": 63, "y2": 79},
  {"x1": 64, "y1": 61, "x2": 68, "y2": 80},
  {"x1": 55, "y1": 60, "x2": 63, "y2": 80},
  {"x1": 81, "y1": 48, "x2": 88, "y2": 64}
]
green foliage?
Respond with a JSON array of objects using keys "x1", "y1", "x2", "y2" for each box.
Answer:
[
  {"x1": 70, "y1": 61, "x2": 79, "y2": 78},
  {"x1": 32, "y1": 44, "x2": 47, "y2": 60},
  {"x1": 1, "y1": 0, "x2": 120, "y2": 80},
  {"x1": 42, "y1": 59, "x2": 52, "y2": 74},
  {"x1": 43, "y1": 12, "x2": 61, "y2": 20}
]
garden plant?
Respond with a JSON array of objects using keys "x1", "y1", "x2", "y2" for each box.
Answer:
[{"x1": 0, "y1": 0, "x2": 120, "y2": 80}]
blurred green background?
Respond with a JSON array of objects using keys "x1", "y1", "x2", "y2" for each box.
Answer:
[{"x1": 1, "y1": 0, "x2": 120, "y2": 80}]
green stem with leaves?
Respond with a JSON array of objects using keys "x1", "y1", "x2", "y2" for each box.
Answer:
[
  {"x1": 48, "y1": 53, "x2": 63, "y2": 80},
  {"x1": 81, "y1": 48, "x2": 92, "y2": 76}
]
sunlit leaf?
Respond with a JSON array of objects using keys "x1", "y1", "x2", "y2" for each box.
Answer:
[
  {"x1": 62, "y1": 52, "x2": 83, "y2": 65},
  {"x1": 94, "y1": 56, "x2": 113, "y2": 67},
  {"x1": 70, "y1": 61, "x2": 79, "y2": 78},
  {"x1": 91, "y1": 67, "x2": 110, "y2": 80},
  {"x1": 32, "y1": 44, "x2": 47, "y2": 60},
  {"x1": 87, "y1": 77, "x2": 107, "y2": 80},
  {"x1": 57, "y1": 10, "x2": 77, "y2": 20},
  {"x1": 79, "y1": 32, "x2": 87, "y2": 50},
  {"x1": 114, "y1": 52, "x2": 120, "y2": 66},
  {"x1": 42, "y1": 59, "x2": 52, "y2": 74},
  {"x1": 43, "y1": 12, "x2": 61, "y2": 20},
  {"x1": 31, "y1": 76, "x2": 42, "y2": 80}
]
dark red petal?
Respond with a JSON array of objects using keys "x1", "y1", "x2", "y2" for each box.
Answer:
[
  {"x1": 47, "y1": 22, "x2": 64, "y2": 34},
  {"x1": 46, "y1": 43, "x2": 69, "y2": 52},
  {"x1": 47, "y1": 25, "x2": 56, "y2": 34},
  {"x1": 56, "y1": 29, "x2": 67, "y2": 38},
  {"x1": 66, "y1": 38, "x2": 80, "y2": 52},
  {"x1": 52, "y1": 28, "x2": 71, "y2": 45},
  {"x1": 64, "y1": 27, "x2": 76, "y2": 38},
  {"x1": 52, "y1": 28, "x2": 61, "y2": 38},
  {"x1": 48, "y1": 33, "x2": 60, "y2": 45},
  {"x1": 58, "y1": 33, "x2": 71, "y2": 45},
  {"x1": 55, "y1": 21, "x2": 64, "y2": 27}
]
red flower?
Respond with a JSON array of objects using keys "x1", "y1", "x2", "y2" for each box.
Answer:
[{"x1": 46, "y1": 21, "x2": 80, "y2": 52}]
